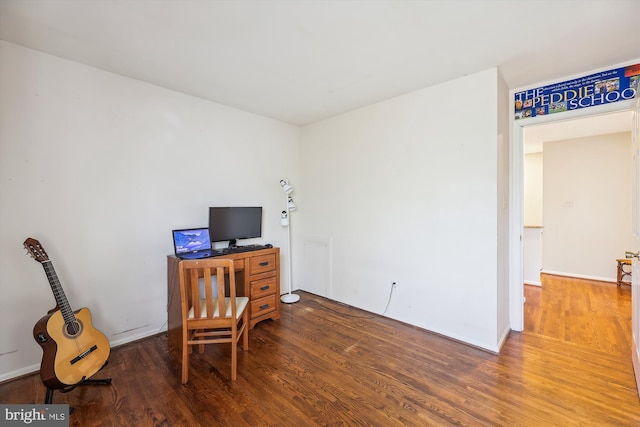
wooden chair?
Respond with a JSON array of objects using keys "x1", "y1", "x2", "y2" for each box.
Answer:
[
  {"x1": 616, "y1": 258, "x2": 632, "y2": 286},
  {"x1": 178, "y1": 258, "x2": 249, "y2": 383}
]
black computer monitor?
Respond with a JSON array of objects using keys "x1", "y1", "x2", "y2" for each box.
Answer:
[{"x1": 209, "y1": 207, "x2": 262, "y2": 247}]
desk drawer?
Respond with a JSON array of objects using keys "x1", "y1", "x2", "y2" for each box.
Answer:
[
  {"x1": 250, "y1": 276, "x2": 277, "y2": 299},
  {"x1": 249, "y1": 254, "x2": 276, "y2": 275},
  {"x1": 251, "y1": 295, "x2": 277, "y2": 319},
  {"x1": 232, "y1": 258, "x2": 244, "y2": 271}
]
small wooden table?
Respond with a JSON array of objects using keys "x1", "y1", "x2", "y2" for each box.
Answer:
[{"x1": 616, "y1": 258, "x2": 632, "y2": 286}]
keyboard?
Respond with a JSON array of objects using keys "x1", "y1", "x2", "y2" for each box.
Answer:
[{"x1": 211, "y1": 245, "x2": 268, "y2": 256}]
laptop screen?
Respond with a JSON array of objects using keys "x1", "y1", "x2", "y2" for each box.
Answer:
[{"x1": 172, "y1": 228, "x2": 212, "y2": 255}]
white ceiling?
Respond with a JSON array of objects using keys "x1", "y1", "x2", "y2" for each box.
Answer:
[{"x1": 1, "y1": 0, "x2": 639, "y2": 126}]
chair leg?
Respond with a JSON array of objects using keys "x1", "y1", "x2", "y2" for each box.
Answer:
[
  {"x1": 231, "y1": 345, "x2": 237, "y2": 381},
  {"x1": 231, "y1": 328, "x2": 237, "y2": 381},
  {"x1": 243, "y1": 313, "x2": 249, "y2": 350},
  {"x1": 198, "y1": 330, "x2": 205, "y2": 353},
  {"x1": 181, "y1": 337, "x2": 189, "y2": 384}
]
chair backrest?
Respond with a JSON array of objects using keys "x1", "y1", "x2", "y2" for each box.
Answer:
[{"x1": 178, "y1": 258, "x2": 238, "y2": 322}]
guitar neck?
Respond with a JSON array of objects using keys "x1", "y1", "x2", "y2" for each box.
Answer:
[{"x1": 42, "y1": 260, "x2": 76, "y2": 325}]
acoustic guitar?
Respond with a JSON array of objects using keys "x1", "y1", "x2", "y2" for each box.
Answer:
[{"x1": 24, "y1": 238, "x2": 110, "y2": 390}]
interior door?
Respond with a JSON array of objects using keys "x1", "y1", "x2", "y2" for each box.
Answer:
[{"x1": 631, "y1": 88, "x2": 640, "y2": 397}]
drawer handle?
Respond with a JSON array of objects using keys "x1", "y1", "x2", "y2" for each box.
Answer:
[
  {"x1": 260, "y1": 285, "x2": 270, "y2": 291},
  {"x1": 259, "y1": 304, "x2": 269, "y2": 309},
  {"x1": 259, "y1": 261, "x2": 269, "y2": 266}
]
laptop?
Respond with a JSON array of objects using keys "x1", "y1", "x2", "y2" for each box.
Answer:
[{"x1": 172, "y1": 227, "x2": 214, "y2": 259}]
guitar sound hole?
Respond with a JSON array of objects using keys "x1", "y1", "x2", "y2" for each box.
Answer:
[{"x1": 65, "y1": 320, "x2": 83, "y2": 338}]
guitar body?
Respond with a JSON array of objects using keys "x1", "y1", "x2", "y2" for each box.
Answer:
[
  {"x1": 33, "y1": 307, "x2": 110, "y2": 389},
  {"x1": 33, "y1": 312, "x2": 61, "y2": 389}
]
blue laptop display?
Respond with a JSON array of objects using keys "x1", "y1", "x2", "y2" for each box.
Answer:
[{"x1": 172, "y1": 228, "x2": 213, "y2": 259}]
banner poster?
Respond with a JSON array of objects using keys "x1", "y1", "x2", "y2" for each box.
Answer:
[{"x1": 514, "y1": 63, "x2": 640, "y2": 120}]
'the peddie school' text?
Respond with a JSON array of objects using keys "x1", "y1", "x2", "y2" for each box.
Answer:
[
  {"x1": 514, "y1": 64, "x2": 640, "y2": 119},
  {"x1": 515, "y1": 84, "x2": 636, "y2": 110}
]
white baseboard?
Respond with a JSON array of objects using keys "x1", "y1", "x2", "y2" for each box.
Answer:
[
  {"x1": 0, "y1": 326, "x2": 167, "y2": 384},
  {"x1": 524, "y1": 280, "x2": 541, "y2": 286},
  {"x1": 541, "y1": 270, "x2": 615, "y2": 284},
  {"x1": 497, "y1": 324, "x2": 511, "y2": 352},
  {"x1": 0, "y1": 363, "x2": 40, "y2": 383},
  {"x1": 109, "y1": 326, "x2": 166, "y2": 348}
]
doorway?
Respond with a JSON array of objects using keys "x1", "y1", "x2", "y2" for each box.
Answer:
[
  {"x1": 522, "y1": 111, "x2": 633, "y2": 282},
  {"x1": 509, "y1": 101, "x2": 635, "y2": 331}
]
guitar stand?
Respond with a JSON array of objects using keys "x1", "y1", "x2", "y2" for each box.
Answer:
[{"x1": 44, "y1": 377, "x2": 112, "y2": 415}]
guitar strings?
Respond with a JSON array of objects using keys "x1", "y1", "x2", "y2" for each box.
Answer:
[{"x1": 43, "y1": 261, "x2": 83, "y2": 352}]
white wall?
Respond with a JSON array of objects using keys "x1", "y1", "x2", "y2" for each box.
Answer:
[
  {"x1": 523, "y1": 153, "x2": 544, "y2": 285},
  {"x1": 496, "y1": 69, "x2": 511, "y2": 348},
  {"x1": 523, "y1": 227, "x2": 543, "y2": 285},
  {"x1": 542, "y1": 132, "x2": 634, "y2": 281},
  {"x1": 524, "y1": 152, "x2": 543, "y2": 226},
  {"x1": 0, "y1": 41, "x2": 299, "y2": 381},
  {"x1": 299, "y1": 68, "x2": 508, "y2": 352}
]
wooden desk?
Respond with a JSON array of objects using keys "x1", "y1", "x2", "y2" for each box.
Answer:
[
  {"x1": 167, "y1": 247, "x2": 280, "y2": 356},
  {"x1": 617, "y1": 258, "x2": 632, "y2": 286}
]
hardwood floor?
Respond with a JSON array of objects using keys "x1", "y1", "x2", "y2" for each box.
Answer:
[
  {"x1": 525, "y1": 273, "x2": 633, "y2": 356},
  {"x1": 2, "y1": 279, "x2": 639, "y2": 426}
]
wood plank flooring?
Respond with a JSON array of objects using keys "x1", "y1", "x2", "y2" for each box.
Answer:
[
  {"x1": 525, "y1": 273, "x2": 633, "y2": 356},
  {"x1": 1, "y1": 277, "x2": 639, "y2": 426}
]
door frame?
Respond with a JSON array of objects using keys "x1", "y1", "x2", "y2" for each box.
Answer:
[{"x1": 509, "y1": 99, "x2": 635, "y2": 331}]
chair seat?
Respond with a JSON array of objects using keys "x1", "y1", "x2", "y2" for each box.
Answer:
[{"x1": 188, "y1": 296, "x2": 249, "y2": 319}]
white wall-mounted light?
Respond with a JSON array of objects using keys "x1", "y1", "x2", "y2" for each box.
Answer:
[{"x1": 280, "y1": 178, "x2": 300, "y2": 304}]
